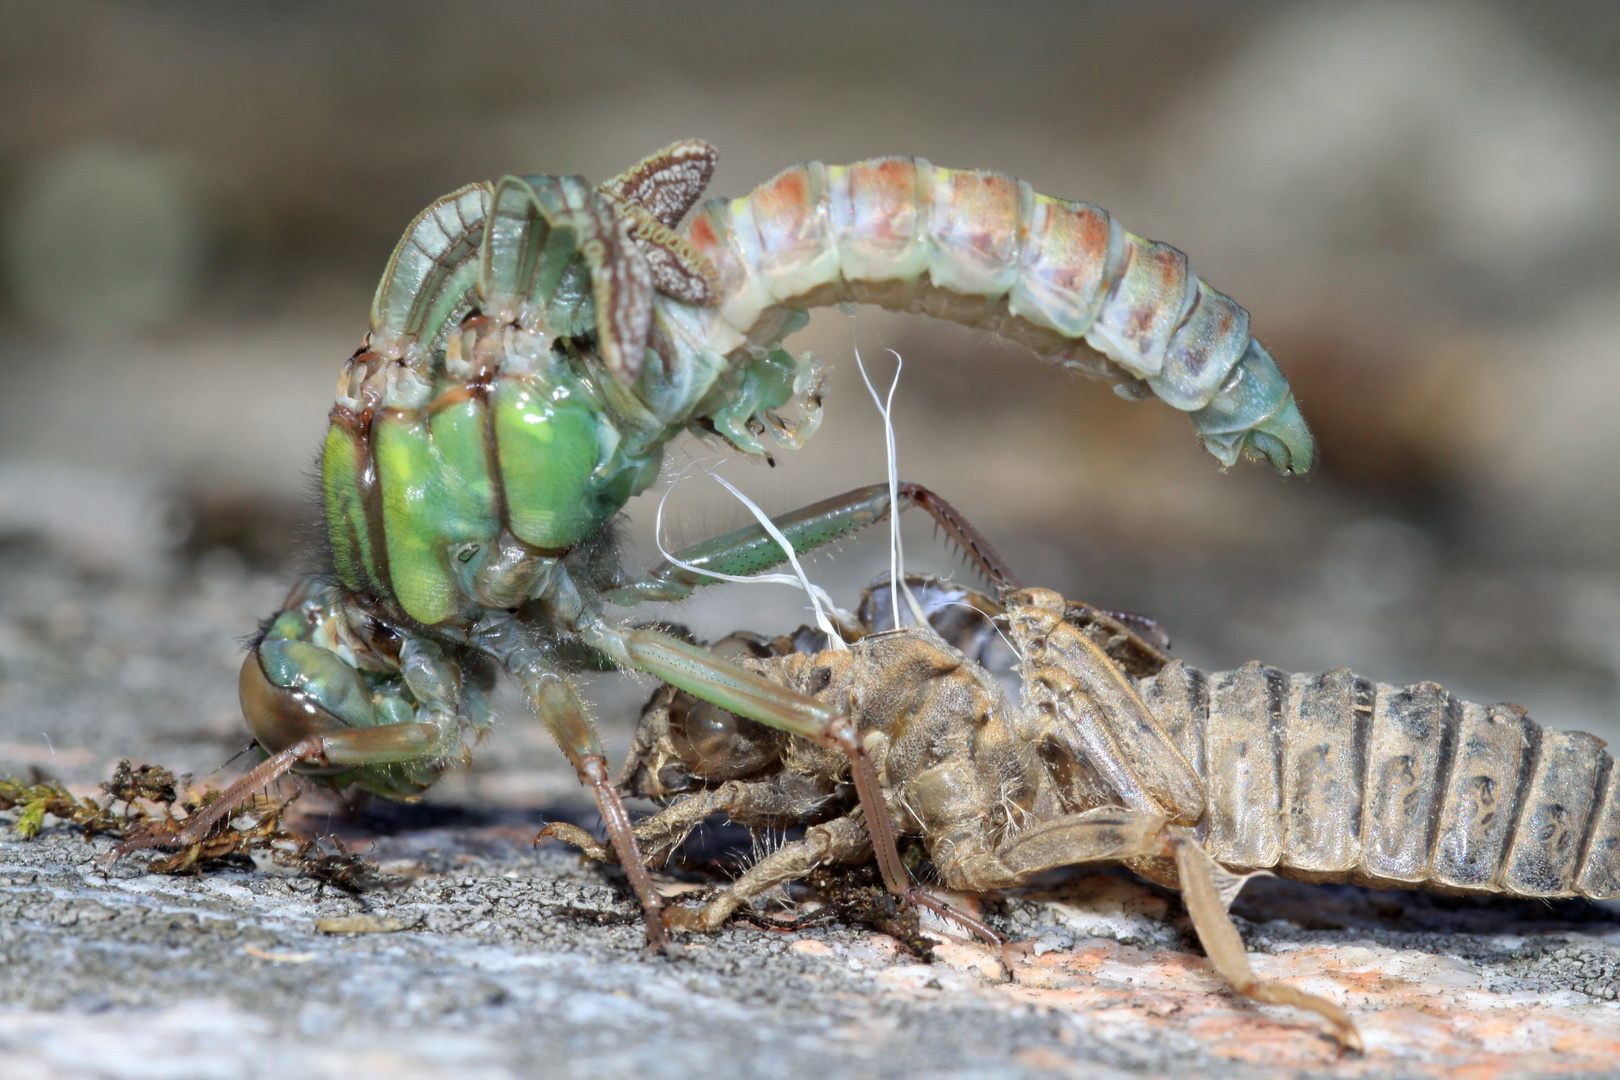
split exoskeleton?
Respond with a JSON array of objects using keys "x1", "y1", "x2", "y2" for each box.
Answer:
[
  {"x1": 599, "y1": 573, "x2": 1620, "y2": 1050},
  {"x1": 115, "y1": 141, "x2": 1316, "y2": 949},
  {"x1": 592, "y1": 572, "x2": 1349, "y2": 1047}
]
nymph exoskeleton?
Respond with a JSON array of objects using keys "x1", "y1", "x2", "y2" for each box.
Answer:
[
  {"x1": 116, "y1": 141, "x2": 1314, "y2": 947},
  {"x1": 604, "y1": 569, "x2": 1620, "y2": 1048}
]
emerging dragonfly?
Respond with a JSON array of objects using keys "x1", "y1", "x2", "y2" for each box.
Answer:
[{"x1": 116, "y1": 140, "x2": 1313, "y2": 946}]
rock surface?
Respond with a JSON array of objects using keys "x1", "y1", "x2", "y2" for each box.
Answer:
[
  {"x1": 4, "y1": 823, "x2": 1620, "y2": 1079},
  {"x1": 4, "y1": 545, "x2": 1620, "y2": 1079}
]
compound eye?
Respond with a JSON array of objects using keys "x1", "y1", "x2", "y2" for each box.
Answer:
[
  {"x1": 668, "y1": 697, "x2": 783, "y2": 781},
  {"x1": 239, "y1": 647, "x2": 347, "y2": 758}
]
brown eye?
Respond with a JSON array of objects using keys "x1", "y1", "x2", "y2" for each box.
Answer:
[
  {"x1": 238, "y1": 648, "x2": 347, "y2": 771},
  {"x1": 668, "y1": 697, "x2": 783, "y2": 781}
]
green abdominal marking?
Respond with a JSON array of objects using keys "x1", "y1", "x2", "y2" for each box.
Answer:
[{"x1": 329, "y1": 353, "x2": 675, "y2": 628}]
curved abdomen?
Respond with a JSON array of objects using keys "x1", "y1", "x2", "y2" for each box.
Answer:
[
  {"x1": 1138, "y1": 661, "x2": 1620, "y2": 899},
  {"x1": 664, "y1": 158, "x2": 1312, "y2": 474}
]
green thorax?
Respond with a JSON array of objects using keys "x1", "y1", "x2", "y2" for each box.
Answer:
[
  {"x1": 329, "y1": 165, "x2": 818, "y2": 628},
  {"x1": 322, "y1": 329, "x2": 674, "y2": 627}
]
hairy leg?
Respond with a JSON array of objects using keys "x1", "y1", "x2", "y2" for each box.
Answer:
[
  {"x1": 987, "y1": 807, "x2": 1359, "y2": 1051},
  {"x1": 108, "y1": 723, "x2": 440, "y2": 861},
  {"x1": 681, "y1": 814, "x2": 872, "y2": 930},
  {"x1": 546, "y1": 778, "x2": 812, "y2": 867}
]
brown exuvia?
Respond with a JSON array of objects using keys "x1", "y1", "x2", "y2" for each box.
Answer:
[{"x1": 561, "y1": 572, "x2": 1620, "y2": 1050}]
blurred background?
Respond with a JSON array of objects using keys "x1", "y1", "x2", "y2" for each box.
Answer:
[{"x1": 4, "y1": 0, "x2": 1620, "y2": 799}]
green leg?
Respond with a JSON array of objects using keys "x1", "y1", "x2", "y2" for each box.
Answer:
[
  {"x1": 610, "y1": 477, "x2": 1174, "y2": 662},
  {"x1": 605, "y1": 481, "x2": 1021, "y2": 606},
  {"x1": 475, "y1": 615, "x2": 670, "y2": 948}
]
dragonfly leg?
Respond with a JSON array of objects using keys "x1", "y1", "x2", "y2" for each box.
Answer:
[
  {"x1": 478, "y1": 619, "x2": 669, "y2": 949},
  {"x1": 611, "y1": 478, "x2": 1170, "y2": 671},
  {"x1": 530, "y1": 671, "x2": 670, "y2": 949},
  {"x1": 108, "y1": 722, "x2": 440, "y2": 860},
  {"x1": 608, "y1": 480, "x2": 1020, "y2": 605}
]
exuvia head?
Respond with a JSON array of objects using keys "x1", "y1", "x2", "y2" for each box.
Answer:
[{"x1": 618, "y1": 632, "x2": 789, "y2": 798}]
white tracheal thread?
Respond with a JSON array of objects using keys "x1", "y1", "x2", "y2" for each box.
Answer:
[
  {"x1": 653, "y1": 453, "x2": 849, "y2": 649},
  {"x1": 651, "y1": 332, "x2": 942, "y2": 649},
  {"x1": 936, "y1": 600, "x2": 1025, "y2": 665},
  {"x1": 852, "y1": 342, "x2": 935, "y2": 636}
]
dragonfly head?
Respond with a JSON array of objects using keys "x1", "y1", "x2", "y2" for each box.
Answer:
[
  {"x1": 239, "y1": 577, "x2": 492, "y2": 798},
  {"x1": 238, "y1": 639, "x2": 352, "y2": 771}
]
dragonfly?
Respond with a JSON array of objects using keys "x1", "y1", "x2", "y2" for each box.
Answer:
[{"x1": 114, "y1": 140, "x2": 1313, "y2": 948}]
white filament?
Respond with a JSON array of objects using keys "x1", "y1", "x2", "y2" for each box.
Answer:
[
  {"x1": 936, "y1": 600, "x2": 1025, "y2": 664},
  {"x1": 653, "y1": 456, "x2": 848, "y2": 648},
  {"x1": 853, "y1": 343, "x2": 934, "y2": 633},
  {"x1": 650, "y1": 329, "x2": 944, "y2": 649}
]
